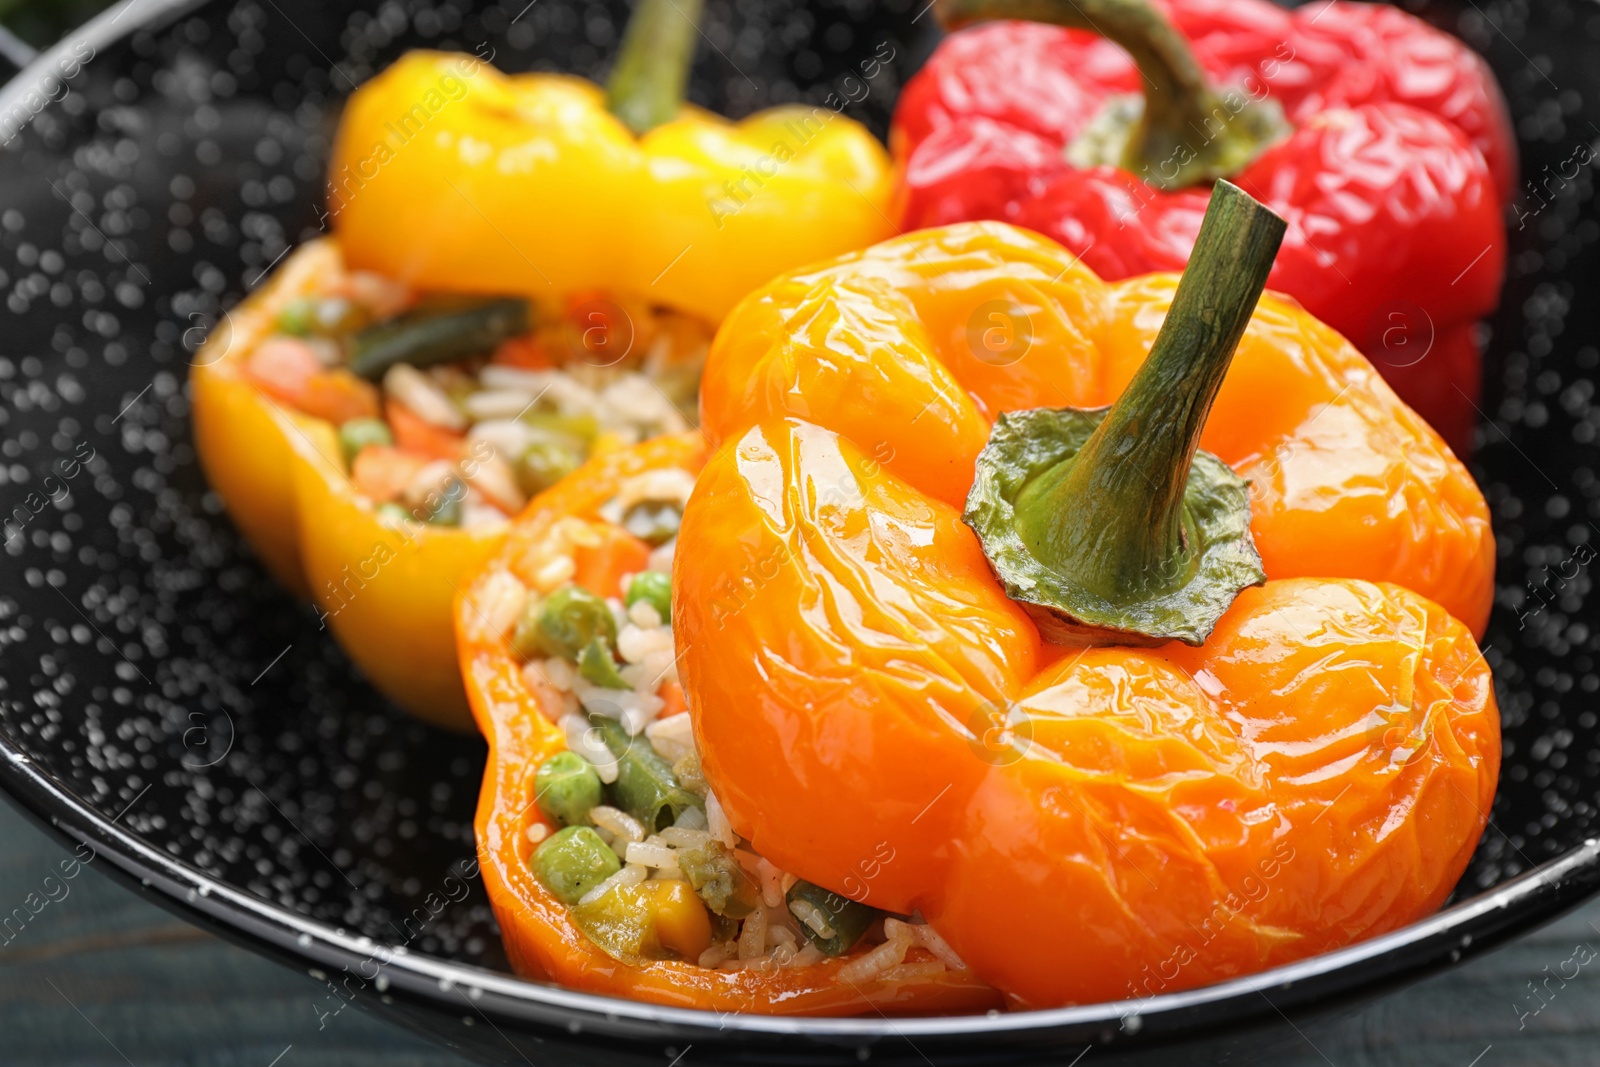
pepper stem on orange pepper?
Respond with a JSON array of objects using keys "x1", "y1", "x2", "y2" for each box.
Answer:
[
  {"x1": 963, "y1": 180, "x2": 1286, "y2": 646},
  {"x1": 935, "y1": 0, "x2": 1289, "y2": 189},
  {"x1": 606, "y1": 0, "x2": 706, "y2": 135}
]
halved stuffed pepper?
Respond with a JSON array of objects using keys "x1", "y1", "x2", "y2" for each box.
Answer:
[
  {"x1": 457, "y1": 433, "x2": 1001, "y2": 1014},
  {"x1": 193, "y1": 0, "x2": 895, "y2": 730}
]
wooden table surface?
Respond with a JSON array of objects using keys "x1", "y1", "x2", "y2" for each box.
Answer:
[{"x1": 0, "y1": 801, "x2": 1595, "y2": 1066}]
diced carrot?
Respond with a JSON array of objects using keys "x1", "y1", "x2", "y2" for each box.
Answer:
[
  {"x1": 491, "y1": 334, "x2": 555, "y2": 370},
  {"x1": 386, "y1": 397, "x2": 465, "y2": 462},
  {"x1": 573, "y1": 526, "x2": 653, "y2": 599},
  {"x1": 657, "y1": 680, "x2": 687, "y2": 719},
  {"x1": 244, "y1": 337, "x2": 321, "y2": 405},
  {"x1": 350, "y1": 445, "x2": 428, "y2": 503},
  {"x1": 245, "y1": 339, "x2": 379, "y2": 425},
  {"x1": 299, "y1": 369, "x2": 380, "y2": 425}
]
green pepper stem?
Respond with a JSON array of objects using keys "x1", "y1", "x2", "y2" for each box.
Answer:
[
  {"x1": 606, "y1": 0, "x2": 705, "y2": 136},
  {"x1": 1011, "y1": 180, "x2": 1284, "y2": 609},
  {"x1": 936, "y1": 0, "x2": 1285, "y2": 189}
]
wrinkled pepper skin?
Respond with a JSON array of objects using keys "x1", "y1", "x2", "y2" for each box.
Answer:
[
  {"x1": 193, "y1": 240, "x2": 504, "y2": 729},
  {"x1": 677, "y1": 222, "x2": 1499, "y2": 1008},
  {"x1": 893, "y1": 0, "x2": 1513, "y2": 451},
  {"x1": 332, "y1": 52, "x2": 896, "y2": 324},
  {"x1": 456, "y1": 434, "x2": 1003, "y2": 1014}
]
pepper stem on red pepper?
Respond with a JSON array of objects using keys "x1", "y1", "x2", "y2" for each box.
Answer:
[
  {"x1": 963, "y1": 181, "x2": 1285, "y2": 646},
  {"x1": 606, "y1": 0, "x2": 706, "y2": 136},
  {"x1": 936, "y1": 0, "x2": 1289, "y2": 190}
]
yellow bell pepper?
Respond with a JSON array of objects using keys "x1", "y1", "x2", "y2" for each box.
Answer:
[
  {"x1": 192, "y1": 240, "x2": 508, "y2": 729},
  {"x1": 192, "y1": 0, "x2": 894, "y2": 732},
  {"x1": 327, "y1": 45, "x2": 894, "y2": 323}
]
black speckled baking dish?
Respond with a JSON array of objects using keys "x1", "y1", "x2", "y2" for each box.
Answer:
[{"x1": 0, "y1": 0, "x2": 1597, "y2": 1063}]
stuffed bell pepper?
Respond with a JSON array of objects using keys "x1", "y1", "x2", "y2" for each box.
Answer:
[
  {"x1": 457, "y1": 182, "x2": 1498, "y2": 1012},
  {"x1": 456, "y1": 433, "x2": 1001, "y2": 1013},
  {"x1": 672, "y1": 183, "x2": 1499, "y2": 1009},
  {"x1": 193, "y1": 0, "x2": 894, "y2": 730},
  {"x1": 894, "y1": 0, "x2": 1514, "y2": 452}
]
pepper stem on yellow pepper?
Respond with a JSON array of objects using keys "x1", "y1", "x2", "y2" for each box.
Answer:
[
  {"x1": 606, "y1": 0, "x2": 706, "y2": 135},
  {"x1": 935, "y1": 0, "x2": 1289, "y2": 189},
  {"x1": 963, "y1": 180, "x2": 1285, "y2": 646}
]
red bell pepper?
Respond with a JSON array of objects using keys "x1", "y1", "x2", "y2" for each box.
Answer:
[{"x1": 894, "y1": 0, "x2": 1514, "y2": 453}]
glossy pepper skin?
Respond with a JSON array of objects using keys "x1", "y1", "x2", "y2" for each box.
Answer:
[
  {"x1": 332, "y1": 51, "x2": 896, "y2": 325},
  {"x1": 893, "y1": 0, "x2": 1513, "y2": 452},
  {"x1": 192, "y1": 240, "x2": 507, "y2": 729},
  {"x1": 195, "y1": 42, "x2": 895, "y2": 731},
  {"x1": 676, "y1": 222, "x2": 1499, "y2": 1008},
  {"x1": 456, "y1": 434, "x2": 1003, "y2": 1014}
]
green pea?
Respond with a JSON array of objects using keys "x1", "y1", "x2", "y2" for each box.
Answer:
[
  {"x1": 517, "y1": 440, "x2": 584, "y2": 497},
  {"x1": 519, "y1": 411, "x2": 600, "y2": 445},
  {"x1": 578, "y1": 638, "x2": 629, "y2": 689},
  {"x1": 534, "y1": 751, "x2": 603, "y2": 827},
  {"x1": 276, "y1": 296, "x2": 317, "y2": 336},
  {"x1": 624, "y1": 571, "x2": 671, "y2": 623},
  {"x1": 338, "y1": 417, "x2": 394, "y2": 464},
  {"x1": 533, "y1": 585, "x2": 617, "y2": 660},
  {"x1": 621, "y1": 500, "x2": 681, "y2": 546},
  {"x1": 532, "y1": 826, "x2": 620, "y2": 905}
]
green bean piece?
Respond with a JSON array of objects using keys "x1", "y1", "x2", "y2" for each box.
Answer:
[
  {"x1": 347, "y1": 297, "x2": 531, "y2": 380},
  {"x1": 531, "y1": 826, "x2": 621, "y2": 905},
  {"x1": 677, "y1": 838, "x2": 759, "y2": 919},
  {"x1": 337, "y1": 417, "x2": 394, "y2": 464},
  {"x1": 578, "y1": 638, "x2": 629, "y2": 689},
  {"x1": 621, "y1": 500, "x2": 682, "y2": 546},
  {"x1": 517, "y1": 440, "x2": 584, "y2": 498},
  {"x1": 423, "y1": 476, "x2": 464, "y2": 526},
  {"x1": 534, "y1": 585, "x2": 618, "y2": 660},
  {"x1": 590, "y1": 715, "x2": 702, "y2": 833},
  {"x1": 276, "y1": 296, "x2": 317, "y2": 337},
  {"x1": 786, "y1": 880, "x2": 878, "y2": 957},
  {"x1": 624, "y1": 571, "x2": 672, "y2": 623},
  {"x1": 534, "y1": 751, "x2": 604, "y2": 827}
]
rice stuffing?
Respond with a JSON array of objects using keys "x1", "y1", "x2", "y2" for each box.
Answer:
[
  {"x1": 239, "y1": 255, "x2": 708, "y2": 531},
  {"x1": 508, "y1": 470, "x2": 970, "y2": 981}
]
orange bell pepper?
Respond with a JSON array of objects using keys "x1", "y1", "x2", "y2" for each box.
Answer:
[
  {"x1": 457, "y1": 433, "x2": 1001, "y2": 1014},
  {"x1": 675, "y1": 184, "x2": 1499, "y2": 1007}
]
